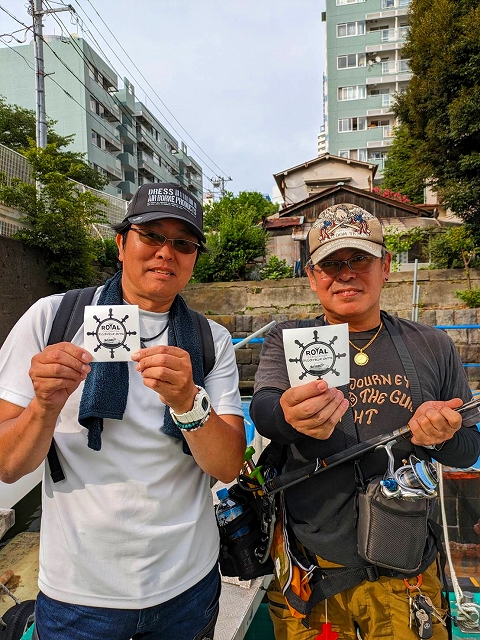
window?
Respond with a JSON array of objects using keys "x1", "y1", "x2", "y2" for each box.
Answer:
[
  {"x1": 368, "y1": 119, "x2": 390, "y2": 128},
  {"x1": 338, "y1": 117, "x2": 367, "y2": 132},
  {"x1": 337, "y1": 21, "x2": 365, "y2": 37},
  {"x1": 337, "y1": 53, "x2": 366, "y2": 69},
  {"x1": 338, "y1": 85, "x2": 367, "y2": 101},
  {"x1": 339, "y1": 150, "x2": 349, "y2": 158},
  {"x1": 358, "y1": 148, "x2": 368, "y2": 162},
  {"x1": 91, "y1": 130, "x2": 105, "y2": 150},
  {"x1": 370, "y1": 88, "x2": 390, "y2": 96},
  {"x1": 89, "y1": 96, "x2": 104, "y2": 118},
  {"x1": 337, "y1": 0, "x2": 365, "y2": 4}
]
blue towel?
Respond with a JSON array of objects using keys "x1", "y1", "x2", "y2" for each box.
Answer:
[{"x1": 78, "y1": 271, "x2": 204, "y2": 454}]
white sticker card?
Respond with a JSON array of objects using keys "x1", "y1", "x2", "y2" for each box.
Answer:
[
  {"x1": 283, "y1": 323, "x2": 350, "y2": 388},
  {"x1": 84, "y1": 305, "x2": 140, "y2": 362}
]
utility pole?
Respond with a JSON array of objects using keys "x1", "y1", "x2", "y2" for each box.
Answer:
[
  {"x1": 30, "y1": 0, "x2": 73, "y2": 148},
  {"x1": 210, "y1": 175, "x2": 233, "y2": 199}
]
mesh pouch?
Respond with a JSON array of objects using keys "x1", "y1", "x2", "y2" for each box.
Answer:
[
  {"x1": 357, "y1": 477, "x2": 429, "y2": 572},
  {"x1": 217, "y1": 487, "x2": 274, "y2": 580}
]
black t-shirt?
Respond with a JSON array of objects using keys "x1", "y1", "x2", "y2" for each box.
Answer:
[{"x1": 251, "y1": 312, "x2": 480, "y2": 566}]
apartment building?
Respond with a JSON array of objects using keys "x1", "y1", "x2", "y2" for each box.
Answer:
[
  {"x1": 322, "y1": 0, "x2": 411, "y2": 179},
  {"x1": 0, "y1": 36, "x2": 202, "y2": 201}
]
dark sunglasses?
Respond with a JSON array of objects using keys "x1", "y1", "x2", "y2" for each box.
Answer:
[
  {"x1": 313, "y1": 254, "x2": 378, "y2": 278},
  {"x1": 130, "y1": 228, "x2": 201, "y2": 255}
]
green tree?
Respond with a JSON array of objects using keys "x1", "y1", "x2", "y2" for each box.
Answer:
[
  {"x1": 381, "y1": 124, "x2": 425, "y2": 203},
  {"x1": 0, "y1": 145, "x2": 108, "y2": 289},
  {"x1": 394, "y1": 0, "x2": 480, "y2": 240},
  {"x1": 203, "y1": 191, "x2": 278, "y2": 232},
  {"x1": 384, "y1": 226, "x2": 429, "y2": 271},
  {"x1": 0, "y1": 96, "x2": 108, "y2": 191},
  {"x1": 194, "y1": 191, "x2": 273, "y2": 282},
  {"x1": 428, "y1": 227, "x2": 469, "y2": 270},
  {"x1": 260, "y1": 255, "x2": 294, "y2": 280},
  {"x1": 0, "y1": 95, "x2": 70, "y2": 150}
]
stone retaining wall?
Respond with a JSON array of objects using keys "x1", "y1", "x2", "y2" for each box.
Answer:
[
  {"x1": 182, "y1": 270, "x2": 480, "y2": 392},
  {"x1": 1, "y1": 234, "x2": 479, "y2": 392}
]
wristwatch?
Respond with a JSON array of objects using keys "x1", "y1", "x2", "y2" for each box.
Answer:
[{"x1": 170, "y1": 386, "x2": 212, "y2": 431}]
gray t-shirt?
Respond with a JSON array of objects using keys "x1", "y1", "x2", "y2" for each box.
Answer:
[{"x1": 252, "y1": 313, "x2": 480, "y2": 566}]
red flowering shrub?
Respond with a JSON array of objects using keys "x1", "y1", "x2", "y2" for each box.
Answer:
[{"x1": 373, "y1": 187, "x2": 411, "y2": 204}]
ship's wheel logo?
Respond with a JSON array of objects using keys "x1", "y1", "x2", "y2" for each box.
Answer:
[
  {"x1": 289, "y1": 330, "x2": 347, "y2": 380},
  {"x1": 86, "y1": 308, "x2": 137, "y2": 359}
]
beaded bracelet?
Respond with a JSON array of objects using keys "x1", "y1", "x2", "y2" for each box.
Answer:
[{"x1": 172, "y1": 406, "x2": 212, "y2": 432}]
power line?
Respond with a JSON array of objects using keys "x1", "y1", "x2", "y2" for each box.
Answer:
[
  {"x1": 0, "y1": 3, "x2": 220, "y2": 195},
  {"x1": 71, "y1": 0, "x2": 231, "y2": 181},
  {"x1": 0, "y1": 4, "x2": 31, "y2": 28},
  {"x1": 0, "y1": 35, "x2": 36, "y2": 71},
  {"x1": 37, "y1": 7, "x2": 212, "y2": 195},
  {"x1": 38, "y1": 1, "x2": 220, "y2": 192}
]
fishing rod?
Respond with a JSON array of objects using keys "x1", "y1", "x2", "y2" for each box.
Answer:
[{"x1": 262, "y1": 396, "x2": 480, "y2": 496}]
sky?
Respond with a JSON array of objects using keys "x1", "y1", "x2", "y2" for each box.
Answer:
[{"x1": 1, "y1": 0, "x2": 326, "y2": 199}]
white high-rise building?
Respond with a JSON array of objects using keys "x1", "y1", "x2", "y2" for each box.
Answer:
[{"x1": 322, "y1": 0, "x2": 411, "y2": 181}]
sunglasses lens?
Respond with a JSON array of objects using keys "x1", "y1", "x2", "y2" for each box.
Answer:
[
  {"x1": 172, "y1": 240, "x2": 197, "y2": 254},
  {"x1": 132, "y1": 229, "x2": 198, "y2": 254}
]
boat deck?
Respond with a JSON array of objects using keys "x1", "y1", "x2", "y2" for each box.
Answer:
[{"x1": 0, "y1": 531, "x2": 270, "y2": 639}]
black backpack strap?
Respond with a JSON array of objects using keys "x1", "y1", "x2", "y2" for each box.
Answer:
[
  {"x1": 47, "y1": 287, "x2": 97, "y2": 346},
  {"x1": 189, "y1": 309, "x2": 215, "y2": 377},
  {"x1": 47, "y1": 287, "x2": 97, "y2": 483},
  {"x1": 381, "y1": 311, "x2": 423, "y2": 411}
]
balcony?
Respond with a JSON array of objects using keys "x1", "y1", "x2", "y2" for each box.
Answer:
[
  {"x1": 382, "y1": 0, "x2": 410, "y2": 8},
  {"x1": 117, "y1": 152, "x2": 137, "y2": 171},
  {"x1": 365, "y1": 125, "x2": 395, "y2": 148},
  {"x1": 117, "y1": 180, "x2": 137, "y2": 198},
  {"x1": 366, "y1": 59, "x2": 411, "y2": 85},
  {"x1": 381, "y1": 59, "x2": 410, "y2": 74},
  {"x1": 118, "y1": 121, "x2": 136, "y2": 144},
  {"x1": 369, "y1": 157, "x2": 385, "y2": 171},
  {"x1": 366, "y1": 94, "x2": 394, "y2": 116},
  {"x1": 103, "y1": 129, "x2": 122, "y2": 153},
  {"x1": 366, "y1": 0, "x2": 410, "y2": 20},
  {"x1": 136, "y1": 129, "x2": 154, "y2": 154},
  {"x1": 105, "y1": 158, "x2": 122, "y2": 180},
  {"x1": 103, "y1": 103, "x2": 121, "y2": 123},
  {"x1": 137, "y1": 152, "x2": 162, "y2": 178},
  {"x1": 366, "y1": 27, "x2": 408, "y2": 50}
]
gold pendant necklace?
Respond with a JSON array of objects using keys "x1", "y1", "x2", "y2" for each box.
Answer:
[{"x1": 349, "y1": 322, "x2": 383, "y2": 367}]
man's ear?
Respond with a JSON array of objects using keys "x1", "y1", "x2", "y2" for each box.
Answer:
[
  {"x1": 116, "y1": 234, "x2": 124, "y2": 263},
  {"x1": 383, "y1": 251, "x2": 392, "y2": 280},
  {"x1": 306, "y1": 266, "x2": 318, "y2": 293}
]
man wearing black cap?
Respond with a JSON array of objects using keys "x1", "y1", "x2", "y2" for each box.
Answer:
[
  {"x1": 0, "y1": 183, "x2": 246, "y2": 639},
  {"x1": 251, "y1": 203, "x2": 480, "y2": 639}
]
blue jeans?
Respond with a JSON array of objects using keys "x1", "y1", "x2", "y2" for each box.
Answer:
[{"x1": 34, "y1": 564, "x2": 220, "y2": 640}]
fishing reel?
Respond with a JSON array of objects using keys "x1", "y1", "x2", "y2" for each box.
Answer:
[{"x1": 378, "y1": 439, "x2": 438, "y2": 501}]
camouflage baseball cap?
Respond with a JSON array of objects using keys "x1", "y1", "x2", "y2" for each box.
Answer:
[{"x1": 307, "y1": 203, "x2": 384, "y2": 264}]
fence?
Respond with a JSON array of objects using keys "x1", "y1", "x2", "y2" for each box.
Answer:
[{"x1": 0, "y1": 144, "x2": 127, "y2": 239}]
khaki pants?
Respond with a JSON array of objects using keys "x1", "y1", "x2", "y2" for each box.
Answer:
[{"x1": 267, "y1": 559, "x2": 449, "y2": 639}]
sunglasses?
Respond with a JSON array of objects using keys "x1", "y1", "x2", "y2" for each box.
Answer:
[
  {"x1": 313, "y1": 254, "x2": 378, "y2": 279},
  {"x1": 130, "y1": 228, "x2": 201, "y2": 255}
]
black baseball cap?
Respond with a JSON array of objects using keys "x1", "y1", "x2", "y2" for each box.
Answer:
[{"x1": 124, "y1": 183, "x2": 205, "y2": 242}]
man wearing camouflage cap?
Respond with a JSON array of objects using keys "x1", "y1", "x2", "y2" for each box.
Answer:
[{"x1": 251, "y1": 203, "x2": 480, "y2": 639}]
